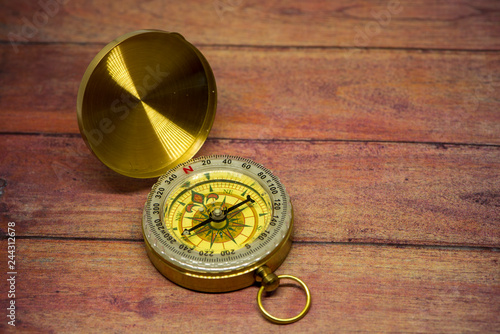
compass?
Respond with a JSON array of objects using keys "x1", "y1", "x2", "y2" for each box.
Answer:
[
  {"x1": 142, "y1": 155, "x2": 311, "y2": 324},
  {"x1": 77, "y1": 30, "x2": 311, "y2": 324}
]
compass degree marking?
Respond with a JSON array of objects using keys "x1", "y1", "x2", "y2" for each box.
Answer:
[{"x1": 143, "y1": 155, "x2": 292, "y2": 274}]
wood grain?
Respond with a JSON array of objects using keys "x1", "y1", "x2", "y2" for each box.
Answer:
[
  {"x1": 1, "y1": 135, "x2": 498, "y2": 247},
  {"x1": 1, "y1": 44, "x2": 499, "y2": 144},
  {"x1": 1, "y1": 0, "x2": 500, "y2": 50},
  {"x1": 1, "y1": 0, "x2": 499, "y2": 332},
  {"x1": 0, "y1": 239, "x2": 498, "y2": 333}
]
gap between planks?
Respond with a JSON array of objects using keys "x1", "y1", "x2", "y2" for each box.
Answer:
[
  {"x1": 3, "y1": 235, "x2": 499, "y2": 252},
  {"x1": 0, "y1": 132, "x2": 499, "y2": 149},
  {"x1": 2, "y1": 39, "x2": 500, "y2": 53}
]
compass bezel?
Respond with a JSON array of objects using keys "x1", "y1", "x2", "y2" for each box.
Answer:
[{"x1": 142, "y1": 155, "x2": 293, "y2": 292}]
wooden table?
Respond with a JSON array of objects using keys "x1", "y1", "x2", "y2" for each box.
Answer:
[{"x1": 1, "y1": 1, "x2": 499, "y2": 332}]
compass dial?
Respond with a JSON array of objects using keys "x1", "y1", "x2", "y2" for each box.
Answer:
[
  {"x1": 165, "y1": 170, "x2": 272, "y2": 253},
  {"x1": 142, "y1": 155, "x2": 293, "y2": 292}
]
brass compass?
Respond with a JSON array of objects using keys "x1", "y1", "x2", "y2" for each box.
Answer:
[
  {"x1": 77, "y1": 30, "x2": 311, "y2": 324},
  {"x1": 142, "y1": 155, "x2": 311, "y2": 324}
]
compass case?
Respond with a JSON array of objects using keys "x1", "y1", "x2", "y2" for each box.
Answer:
[
  {"x1": 77, "y1": 30, "x2": 217, "y2": 178},
  {"x1": 141, "y1": 155, "x2": 295, "y2": 293}
]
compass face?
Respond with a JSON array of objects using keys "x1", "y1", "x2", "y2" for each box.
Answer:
[
  {"x1": 142, "y1": 155, "x2": 292, "y2": 275},
  {"x1": 165, "y1": 170, "x2": 273, "y2": 253}
]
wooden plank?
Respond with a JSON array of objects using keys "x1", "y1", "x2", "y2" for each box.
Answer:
[
  {"x1": 0, "y1": 239, "x2": 498, "y2": 332},
  {"x1": 1, "y1": 44, "x2": 499, "y2": 145},
  {"x1": 0, "y1": 44, "x2": 84, "y2": 135},
  {"x1": 1, "y1": 0, "x2": 500, "y2": 50},
  {"x1": 1, "y1": 135, "x2": 498, "y2": 247}
]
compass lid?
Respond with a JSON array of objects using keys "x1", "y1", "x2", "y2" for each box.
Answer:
[{"x1": 77, "y1": 30, "x2": 217, "y2": 178}]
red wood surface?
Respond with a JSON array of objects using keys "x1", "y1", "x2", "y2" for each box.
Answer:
[
  {"x1": 0, "y1": 0, "x2": 499, "y2": 332},
  {"x1": 3, "y1": 239, "x2": 499, "y2": 333},
  {"x1": 0, "y1": 135, "x2": 499, "y2": 247},
  {"x1": 1, "y1": 44, "x2": 499, "y2": 145},
  {"x1": 1, "y1": 1, "x2": 500, "y2": 49}
]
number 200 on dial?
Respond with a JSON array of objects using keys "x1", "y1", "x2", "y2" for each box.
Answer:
[{"x1": 142, "y1": 155, "x2": 293, "y2": 292}]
